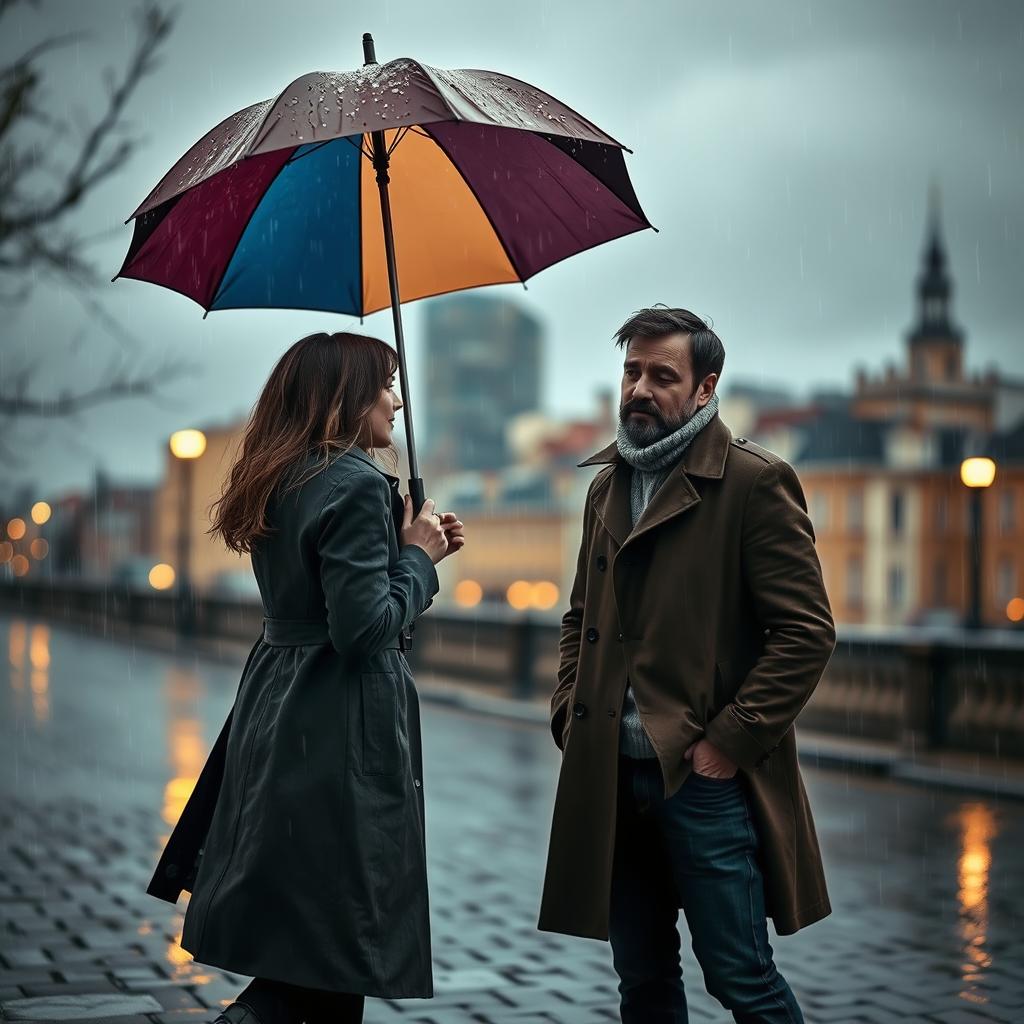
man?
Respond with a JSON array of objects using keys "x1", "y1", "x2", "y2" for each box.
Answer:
[{"x1": 538, "y1": 307, "x2": 836, "y2": 1023}]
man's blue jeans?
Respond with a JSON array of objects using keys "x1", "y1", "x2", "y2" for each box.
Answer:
[{"x1": 609, "y1": 755, "x2": 804, "y2": 1024}]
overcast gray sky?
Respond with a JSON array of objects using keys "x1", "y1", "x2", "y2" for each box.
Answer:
[{"x1": 2, "y1": 0, "x2": 1022, "y2": 501}]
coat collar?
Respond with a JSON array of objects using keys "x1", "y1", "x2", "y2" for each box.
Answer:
[
  {"x1": 579, "y1": 413, "x2": 732, "y2": 549},
  {"x1": 343, "y1": 445, "x2": 400, "y2": 483}
]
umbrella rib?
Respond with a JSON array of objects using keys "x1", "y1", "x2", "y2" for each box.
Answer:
[
  {"x1": 386, "y1": 126, "x2": 410, "y2": 156},
  {"x1": 284, "y1": 140, "x2": 334, "y2": 165}
]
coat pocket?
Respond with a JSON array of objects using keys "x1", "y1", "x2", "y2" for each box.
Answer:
[{"x1": 360, "y1": 672, "x2": 402, "y2": 775}]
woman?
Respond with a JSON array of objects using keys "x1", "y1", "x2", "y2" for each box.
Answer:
[{"x1": 148, "y1": 331, "x2": 465, "y2": 1024}]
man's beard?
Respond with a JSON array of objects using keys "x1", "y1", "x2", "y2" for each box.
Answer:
[{"x1": 619, "y1": 394, "x2": 699, "y2": 446}]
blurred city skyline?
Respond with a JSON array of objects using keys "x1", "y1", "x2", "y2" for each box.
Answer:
[{"x1": 2, "y1": 0, "x2": 1022, "y2": 502}]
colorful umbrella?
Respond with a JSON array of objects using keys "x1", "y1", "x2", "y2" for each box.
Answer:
[{"x1": 114, "y1": 34, "x2": 654, "y2": 508}]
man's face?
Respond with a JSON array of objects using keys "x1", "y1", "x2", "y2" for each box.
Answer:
[{"x1": 619, "y1": 333, "x2": 716, "y2": 445}]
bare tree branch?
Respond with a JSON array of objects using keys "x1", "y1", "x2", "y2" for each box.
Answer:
[
  {"x1": 0, "y1": 355, "x2": 197, "y2": 416},
  {"x1": 0, "y1": 2, "x2": 175, "y2": 261},
  {"x1": 0, "y1": 1, "x2": 186, "y2": 427}
]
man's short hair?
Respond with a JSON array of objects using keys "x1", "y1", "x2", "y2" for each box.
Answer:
[{"x1": 614, "y1": 305, "x2": 725, "y2": 387}]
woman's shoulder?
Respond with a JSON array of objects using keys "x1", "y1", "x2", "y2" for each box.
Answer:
[{"x1": 309, "y1": 448, "x2": 393, "y2": 505}]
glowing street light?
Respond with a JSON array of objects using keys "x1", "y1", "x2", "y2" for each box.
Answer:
[
  {"x1": 960, "y1": 458, "x2": 996, "y2": 489},
  {"x1": 960, "y1": 456, "x2": 997, "y2": 630},
  {"x1": 169, "y1": 429, "x2": 207, "y2": 634},
  {"x1": 454, "y1": 579, "x2": 483, "y2": 608},
  {"x1": 30, "y1": 502, "x2": 51, "y2": 525},
  {"x1": 6, "y1": 518, "x2": 26, "y2": 541},
  {"x1": 169, "y1": 429, "x2": 207, "y2": 460},
  {"x1": 149, "y1": 563, "x2": 176, "y2": 590},
  {"x1": 530, "y1": 581, "x2": 560, "y2": 610}
]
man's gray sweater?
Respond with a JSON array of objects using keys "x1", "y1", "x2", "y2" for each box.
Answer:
[{"x1": 614, "y1": 392, "x2": 720, "y2": 759}]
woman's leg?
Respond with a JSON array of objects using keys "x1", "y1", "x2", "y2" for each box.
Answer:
[
  {"x1": 296, "y1": 987, "x2": 365, "y2": 1024},
  {"x1": 232, "y1": 977, "x2": 364, "y2": 1024},
  {"x1": 233, "y1": 978, "x2": 305, "y2": 1024}
]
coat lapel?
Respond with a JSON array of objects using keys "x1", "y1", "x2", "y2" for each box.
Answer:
[
  {"x1": 341, "y1": 447, "x2": 404, "y2": 533},
  {"x1": 578, "y1": 413, "x2": 732, "y2": 549}
]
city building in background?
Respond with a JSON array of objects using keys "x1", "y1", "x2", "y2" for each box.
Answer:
[
  {"x1": 430, "y1": 389, "x2": 617, "y2": 611},
  {"x1": 1, "y1": 471, "x2": 156, "y2": 585},
  {"x1": 740, "y1": 194, "x2": 1024, "y2": 629},
  {"x1": 80, "y1": 469, "x2": 157, "y2": 583},
  {"x1": 4, "y1": 207, "x2": 1020, "y2": 630},
  {"x1": 153, "y1": 420, "x2": 253, "y2": 597},
  {"x1": 422, "y1": 294, "x2": 542, "y2": 473}
]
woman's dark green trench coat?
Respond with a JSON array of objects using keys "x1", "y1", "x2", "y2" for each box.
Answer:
[{"x1": 146, "y1": 447, "x2": 440, "y2": 998}]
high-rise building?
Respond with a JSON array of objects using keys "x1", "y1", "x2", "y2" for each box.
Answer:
[{"x1": 422, "y1": 294, "x2": 542, "y2": 471}]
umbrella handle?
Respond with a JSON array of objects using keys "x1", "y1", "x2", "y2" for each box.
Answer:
[{"x1": 409, "y1": 477, "x2": 426, "y2": 517}]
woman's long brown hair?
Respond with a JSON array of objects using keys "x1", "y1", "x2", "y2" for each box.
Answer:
[{"x1": 209, "y1": 331, "x2": 399, "y2": 554}]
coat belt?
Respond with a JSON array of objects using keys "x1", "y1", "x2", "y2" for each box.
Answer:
[
  {"x1": 263, "y1": 617, "x2": 331, "y2": 646},
  {"x1": 261, "y1": 616, "x2": 413, "y2": 651}
]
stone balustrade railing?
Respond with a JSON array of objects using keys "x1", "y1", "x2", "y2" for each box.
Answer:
[{"x1": 2, "y1": 580, "x2": 1023, "y2": 759}]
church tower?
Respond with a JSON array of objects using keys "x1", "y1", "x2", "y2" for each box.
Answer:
[
  {"x1": 906, "y1": 186, "x2": 965, "y2": 386},
  {"x1": 851, "y1": 185, "x2": 994, "y2": 432}
]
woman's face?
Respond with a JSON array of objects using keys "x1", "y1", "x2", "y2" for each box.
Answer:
[{"x1": 362, "y1": 371, "x2": 404, "y2": 449}]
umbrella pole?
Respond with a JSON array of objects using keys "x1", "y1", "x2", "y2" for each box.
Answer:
[{"x1": 364, "y1": 33, "x2": 426, "y2": 515}]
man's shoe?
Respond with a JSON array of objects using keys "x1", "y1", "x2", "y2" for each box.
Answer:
[{"x1": 210, "y1": 1001, "x2": 264, "y2": 1024}]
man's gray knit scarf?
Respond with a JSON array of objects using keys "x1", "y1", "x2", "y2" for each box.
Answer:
[{"x1": 615, "y1": 391, "x2": 721, "y2": 525}]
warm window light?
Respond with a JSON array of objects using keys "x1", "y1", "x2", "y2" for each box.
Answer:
[
  {"x1": 6, "y1": 517, "x2": 26, "y2": 540},
  {"x1": 149, "y1": 563, "x2": 176, "y2": 590},
  {"x1": 0, "y1": 541, "x2": 12, "y2": 563},
  {"x1": 169, "y1": 429, "x2": 207, "y2": 460},
  {"x1": 30, "y1": 501, "x2": 51, "y2": 525},
  {"x1": 11, "y1": 554, "x2": 29, "y2": 577},
  {"x1": 531, "y1": 581, "x2": 560, "y2": 610},
  {"x1": 454, "y1": 579, "x2": 483, "y2": 607},
  {"x1": 1008, "y1": 598, "x2": 1024, "y2": 623},
  {"x1": 960, "y1": 457, "x2": 996, "y2": 489},
  {"x1": 29, "y1": 539, "x2": 48, "y2": 560},
  {"x1": 506, "y1": 580, "x2": 560, "y2": 610},
  {"x1": 506, "y1": 580, "x2": 532, "y2": 610}
]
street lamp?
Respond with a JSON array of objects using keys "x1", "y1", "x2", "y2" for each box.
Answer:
[
  {"x1": 169, "y1": 429, "x2": 207, "y2": 634},
  {"x1": 960, "y1": 456, "x2": 996, "y2": 630}
]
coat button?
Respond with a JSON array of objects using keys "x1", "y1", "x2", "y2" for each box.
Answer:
[
  {"x1": 572, "y1": 701, "x2": 587, "y2": 718},
  {"x1": 596, "y1": 555, "x2": 608, "y2": 571},
  {"x1": 586, "y1": 627, "x2": 599, "y2": 642},
  {"x1": 607, "y1": 708, "x2": 617, "y2": 717},
  {"x1": 414, "y1": 778, "x2": 422, "y2": 788},
  {"x1": 736, "y1": 437, "x2": 748, "y2": 443}
]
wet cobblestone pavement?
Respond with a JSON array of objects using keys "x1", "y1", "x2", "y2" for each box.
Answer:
[{"x1": 2, "y1": 614, "x2": 1024, "y2": 1023}]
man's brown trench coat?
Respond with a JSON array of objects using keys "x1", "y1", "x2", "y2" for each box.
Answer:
[{"x1": 537, "y1": 412, "x2": 837, "y2": 941}]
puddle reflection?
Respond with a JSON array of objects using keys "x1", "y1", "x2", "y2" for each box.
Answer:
[
  {"x1": 161, "y1": 663, "x2": 208, "y2": 973},
  {"x1": 955, "y1": 802, "x2": 997, "y2": 1003},
  {"x1": 8, "y1": 619, "x2": 51, "y2": 723},
  {"x1": 8, "y1": 619, "x2": 26, "y2": 696},
  {"x1": 162, "y1": 664, "x2": 205, "y2": 828},
  {"x1": 29, "y1": 623, "x2": 50, "y2": 723}
]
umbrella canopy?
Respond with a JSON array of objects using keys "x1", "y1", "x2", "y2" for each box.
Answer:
[{"x1": 114, "y1": 56, "x2": 654, "y2": 317}]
